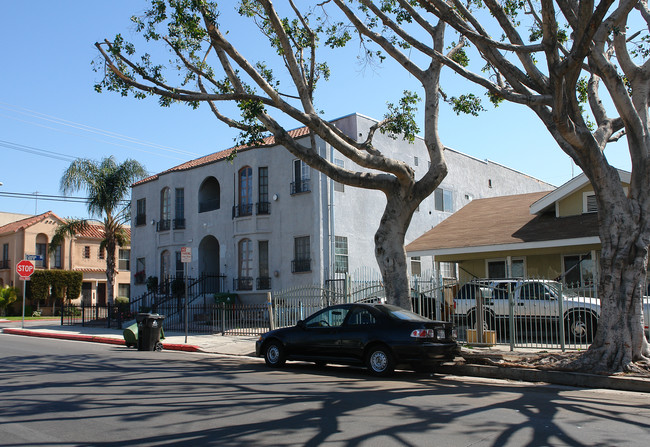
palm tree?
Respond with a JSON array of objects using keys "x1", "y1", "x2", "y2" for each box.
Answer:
[{"x1": 52, "y1": 156, "x2": 147, "y2": 305}]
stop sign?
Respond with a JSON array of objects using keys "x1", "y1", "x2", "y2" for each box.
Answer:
[{"x1": 16, "y1": 260, "x2": 35, "y2": 278}]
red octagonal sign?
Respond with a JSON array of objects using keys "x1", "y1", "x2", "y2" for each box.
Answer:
[{"x1": 16, "y1": 260, "x2": 35, "y2": 279}]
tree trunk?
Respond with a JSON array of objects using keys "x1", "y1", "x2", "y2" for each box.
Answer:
[
  {"x1": 574, "y1": 208, "x2": 650, "y2": 372},
  {"x1": 375, "y1": 193, "x2": 415, "y2": 310},
  {"x1": 106, "y1": 239, "x2": 116, "y2": 306}
]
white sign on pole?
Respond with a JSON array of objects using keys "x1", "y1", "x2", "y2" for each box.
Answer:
[{"x1": 181, "y1": 247, "x2": 191, "y2": 263}]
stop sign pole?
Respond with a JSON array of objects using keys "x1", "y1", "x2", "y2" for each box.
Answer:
[{"x1": 17, "y1": 260, "x2": 35, "y2": 329}]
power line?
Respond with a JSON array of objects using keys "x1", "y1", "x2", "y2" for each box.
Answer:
[
  {"x1": 0, "y1": 191, "x2": 130, "y2": 204},
  {"x1": 0, "y1": 102, "x2": 201, "y2": 158},
  {"x1": 0, "y1": 140, "x2": 77, "y2": 162}
]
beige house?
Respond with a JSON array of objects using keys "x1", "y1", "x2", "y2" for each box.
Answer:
[
  {"x1": 405, "y1": 171, "x2": 627, "y2": 290},
  {"x1": 0, "y1": 211, "x2": 131, "y2": 309}
]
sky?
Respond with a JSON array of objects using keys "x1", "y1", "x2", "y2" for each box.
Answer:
[{"x1": 0, "y1": 1, "x2": 633, "y2": 221}]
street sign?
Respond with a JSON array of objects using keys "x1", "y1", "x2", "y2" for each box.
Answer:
[
  {"x1": 16, "y1": 259, "x2": 35, "y2": 280},
  {"x1": 25, "y1": 254, "x2": 43, "y2": 261},
  {"x1": 181, "y1": 247, "x2": 192, "y2": 263}
]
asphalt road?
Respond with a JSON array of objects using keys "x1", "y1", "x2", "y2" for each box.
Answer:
[{"x1": 1, "y1": 333, "x2": 649, "y2": 447}]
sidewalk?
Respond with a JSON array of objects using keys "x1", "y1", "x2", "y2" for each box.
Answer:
[
  {"x1": 2, "y1": 320, "x2": 649, "y2": 393},
  {"x1": 0, "y1": 319, "x2": 257, "y2": 356}
]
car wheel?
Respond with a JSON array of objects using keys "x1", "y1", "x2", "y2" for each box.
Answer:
[
  {"x1": 365, "y1": 345, "x2": 395, "y2": 376},
  {"x1": 264, "y1": 340, "x2": 286, "y2": 367},
  {"x1": 565, "y1": 312, "x2": 596, "y2": 343}
]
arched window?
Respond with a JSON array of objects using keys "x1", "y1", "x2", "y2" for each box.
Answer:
[
  {"x1": 236, "y1": 166, "x2": 253, "y2": 217},
  {"x1": 198, "y1": 176, "x2": 220, "y2": 213},
  {"x1": 236, "y1": 238, "x2": 253, "y2": 290},
  {"x1": 159, "y1": 187, "x2": 171, "y2": 231}
]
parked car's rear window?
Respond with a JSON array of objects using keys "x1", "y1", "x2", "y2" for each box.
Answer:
[{"x1": 377, "y1": 304, "x2": 432, "y2": 322}]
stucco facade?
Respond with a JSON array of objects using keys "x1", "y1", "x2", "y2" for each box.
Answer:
[
  {"x1": 130, "y1": 113, "x2": 553, "y2": 304},
  {"x1": 0, "y1": 211, "x2": 131, "y2": 310}
]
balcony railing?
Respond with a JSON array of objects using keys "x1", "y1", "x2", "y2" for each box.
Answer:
[
  {"x1": 290, "y1": 179, "x2": 311, "y2": 195},
  {"x1": 256, "y1": 201, "x2": 271, "y2": 215},
  {"x1": 233, "y1": 277, "x2": 254, "y2": 291},
  {"x1": 256, "y1": 277, "x2": 272, "y2": 290},
  {"x1": 291, "y1": 259, "x2": 311, "y2": 273},
  {"x1": 156, "y1": 219, "x2": 171, "y2": 232},
  {"x1": 173, "y1": 218, "x2": 186, "y2": 230},
  {"x1": 232, "y1": 203, "x2": 253, "y2": 218},
  {"x1": 135, "y1": 214, "x2": 147, "y2": 226},
  {"x1": 0, "y1": 259, "x2": 10, "y2": 270}
]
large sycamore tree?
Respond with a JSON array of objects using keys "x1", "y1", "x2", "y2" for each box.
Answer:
[
  {"x1": 329, "y1": 0, "x2": 650, "y2": 372},
  {"x1": 95, "y1": 0, "x2": 461, "y2": 310}
]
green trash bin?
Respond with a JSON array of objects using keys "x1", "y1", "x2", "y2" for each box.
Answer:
[{"x1": 123, "y1": 322, "x2": 138, "y2": 348}]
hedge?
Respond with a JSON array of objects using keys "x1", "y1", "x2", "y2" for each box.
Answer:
[{"x1": 29, "y1": 270, "x2": 84, "y2": 302}]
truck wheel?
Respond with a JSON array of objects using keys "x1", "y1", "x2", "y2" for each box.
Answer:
[
  {"x1": 467, "y1": 310, "x2": 495, "y2": 331},
  {"x1": 566, "y1": 312, "x2": 596, "y2": 343}
]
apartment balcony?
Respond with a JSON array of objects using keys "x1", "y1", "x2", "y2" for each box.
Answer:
[
  {"x1": 0, "y1": 259, "x2": 10, "y2": 270},
  {"x1": 156, "y1": 219, "x2": 171, "y2": 232},
  {"x1": 290, "y1": 179, "x2": 311, "y2": 195},
  {"x1": 256, "y1": 277, "x2": 272, "y2": 290},
  {"x1": 256, "y1": 201, "x2": 271, "y2": 215},
  {"x1": 173, "y1": 218, "x2": 186, "y2": 230},
  {"x1": 232, "y1": 203, "x2": 253, "y2": 219},
  {"x1": 291, "y1": 259, "x2": 311, "y2": 273},
  {"x1": 233, "y1": 277, "x2": 253, "y2": 291}
]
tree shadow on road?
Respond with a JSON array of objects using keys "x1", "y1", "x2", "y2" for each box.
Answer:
[{"x1": 0, "y1": 345, "x2": 647, "y2": 446}]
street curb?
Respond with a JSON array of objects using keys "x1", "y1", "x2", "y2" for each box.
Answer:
[
  {"x1": 2, "y1": 328, "x2": 200, "y2": 353},
  {"x1": 434, "y1": 364, "x2": 650, "y2": 393}
]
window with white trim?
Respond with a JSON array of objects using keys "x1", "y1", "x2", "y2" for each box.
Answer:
[
  {"x1": 583, "y1": 192, "x2": 597, "y2": 213},
  {"x1": 434, "y1": 188, "x2": 453, "y2": 213}
]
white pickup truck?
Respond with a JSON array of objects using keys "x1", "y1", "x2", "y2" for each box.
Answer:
[{"x1": 454, "y1": 279, "x2": 650, "y2": 343}]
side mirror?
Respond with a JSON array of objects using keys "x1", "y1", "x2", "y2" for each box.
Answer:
[{"x1": 297, "y1": 320, "x2": 306, "y2": 329}]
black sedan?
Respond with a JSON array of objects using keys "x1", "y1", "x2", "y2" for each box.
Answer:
[{"x1": 256, "y1": 303, "x2": 459, "y2": 376}]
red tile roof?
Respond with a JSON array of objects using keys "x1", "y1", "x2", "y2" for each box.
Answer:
[
  {"x1": 0, "y1": 212, "x2": 130, "y2": 241},
  {"x1": 75, "y1": 224, "x2": 131, "y2": 241},
  {"x1": 133, "y1": 125, "x2": 312, "y2": 186},
  {"x1": 406, "y1": 191, "x2": 600, "y2": 253},
  {"x1": 0, "y1": 211, "x2": 64, "y2": 235},
  {"x1": 74, "y1": 267, "x2": 107, "y2": 273}
]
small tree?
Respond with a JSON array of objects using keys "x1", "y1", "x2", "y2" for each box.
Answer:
[{"x1": 0, "y1": 286, "x2": 18, "y2": 317}]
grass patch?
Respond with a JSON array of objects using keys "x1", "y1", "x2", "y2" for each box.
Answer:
[{"x1": 2, "y1": 316, "x2": 59, "y2": 321}]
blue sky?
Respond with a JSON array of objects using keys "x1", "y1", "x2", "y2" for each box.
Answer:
[{"x1": 0, "y1": 1, "x2": 632, "y2": 220}]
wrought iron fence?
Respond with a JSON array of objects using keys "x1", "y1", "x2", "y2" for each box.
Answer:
[
  {"x1": 62, "y1": 272, "x2": 649, "y2": 351},
  {"x1": 61, "y1": 302, "x2": 131, "y2": 329}
]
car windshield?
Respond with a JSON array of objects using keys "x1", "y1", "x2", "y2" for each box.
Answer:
[{"x1": 377, "y1": 304, "x2": 432, "y2": 322}]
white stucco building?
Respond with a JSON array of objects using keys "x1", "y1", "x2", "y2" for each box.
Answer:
[{"x1": 130, "y1": 113, "x2": 553, "y2": 303}]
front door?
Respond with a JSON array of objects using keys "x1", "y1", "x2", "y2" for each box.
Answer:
[{"x1": 97, "y1": 283, "x2": 106, "y2": 306}]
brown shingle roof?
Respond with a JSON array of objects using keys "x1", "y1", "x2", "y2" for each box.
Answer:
[
  {"x1": 133, "y1": 126, "x2": 312, "y2": 186},
  {"x1": 406, "y1": 192, "x2": 600, "y2": 253}
]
